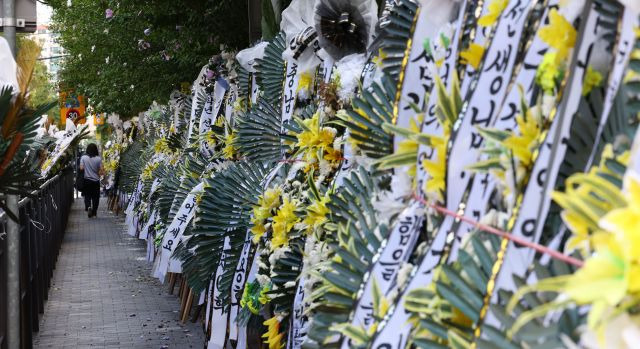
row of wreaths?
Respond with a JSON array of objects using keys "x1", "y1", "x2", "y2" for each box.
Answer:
[{"x1": 105, "y1": 0, "x2": 640, "y2": 348}]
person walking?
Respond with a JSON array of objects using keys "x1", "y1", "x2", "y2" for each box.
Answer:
[{"x1": 80, "y1": 143, "x2": 104, "y2": 218}]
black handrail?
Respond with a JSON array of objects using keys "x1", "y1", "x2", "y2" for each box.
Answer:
[{"x1": 0, "y1": 166, "x2": 75, "y2": 349}]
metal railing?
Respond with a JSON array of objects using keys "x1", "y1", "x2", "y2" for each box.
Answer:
[{"x1": 0, "y1": 166, "x2": 75, "y2": 349}]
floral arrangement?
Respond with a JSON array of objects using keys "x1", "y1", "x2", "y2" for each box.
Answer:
[{"x1": 106, "y1": 1, "x2": 640, "y2": 349}]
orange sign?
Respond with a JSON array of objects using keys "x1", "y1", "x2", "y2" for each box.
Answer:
[{"x1": 59, "y1": 91, "x2": 86, "y2": 126}]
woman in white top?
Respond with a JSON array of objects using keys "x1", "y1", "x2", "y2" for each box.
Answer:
[{"x1": 80, "y1": 143, "x2": 104, "y2": 218}]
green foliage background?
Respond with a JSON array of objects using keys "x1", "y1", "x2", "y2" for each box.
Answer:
[
  {"x1": 16, "y1": 36, "x2": 59, "y2": 125},
  {"x1": 43, "y1": 0, "x2": 250, "y2": 117}
]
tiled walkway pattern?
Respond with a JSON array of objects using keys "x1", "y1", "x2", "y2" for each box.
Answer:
[{"x1": 33, "y1": 198, "x2": 204, "y2": 348}]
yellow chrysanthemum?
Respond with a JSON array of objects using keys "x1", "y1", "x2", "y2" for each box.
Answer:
[
  {"x1": 297, "y1": 72, "x2": 314, "y2": 94},
  {"x1": 204, "y1": 130, "x2": 217, "y2": 146},
  {"x1": 503, "y1": 110, "x2": 542, "y2": 168},
  {"x1": 538, "y1": 9, "x2": 576, "y2": 61},
  {"x1": 263, "y1": 187, "x2": 282, "y2": 209},
  {"x1": 372, "y1": 48, "x2": 388, "y2": 68},
  {"x1": 477, "y1": 0, "x2": 509, "y2": 26},
  {"x1": 536, "y1": 52, "x2": 561, "y2": 94},
  {"x1": 303, "y1": 195, "x2": 330, "y2": 232},
  {"x1": 250, "y1": 187, "x2": 283, "y2": 242},
  {"x1": 141, "y1": 162, "x2": 159, "y2": 181},
  {"x1": 459, "y1": 43, "x2": 485, "y2": 69},
  {"x1": 399, "y1": 114, "x2": 424, "y2": 177},
  {"x1": 271, "y1": 197, "x2": 300, "y2": 250},
  {"x1": 599, "y1": 174, "x2": 640, "y2": 256},
  {"x1": 154, "y1": 137, "x2": 170, "y2": 154},
  {"x1": 552, "y1": 147, "x2": 629, "y2": 249},
  {"x1": 324, "y1": 147, "x2": 343, "y2": 163},
  {"x1": 251, "y1": 221, "x2": 267, "y2": 241},
  {"x1": 582, "y1": 66, "x2": 603, "y2": 96},
  {"x1": 421, "y1": 135, "x2": 447, "y2": 202},
  {"x1": 222, "y1": 132, "x2": 237, "y2": 159}
]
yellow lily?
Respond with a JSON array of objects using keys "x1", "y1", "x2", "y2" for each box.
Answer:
[
  {"x1": 263, "y1": 316, "x2": 284, "y2": 349},
  {"x1": 538, "y1": 9, "x2": 576, "y2": 61},
  {"x1": 460, "y1": 43, "x2": 485, "y2": 69},
  {"x1": 477, "y1": 0, "x2": 509, "y2": 26}
]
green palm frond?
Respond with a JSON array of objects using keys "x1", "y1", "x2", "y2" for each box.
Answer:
[
  {"x1": 282, "y1": 105, "x2": 317, "y2": 144},
  {"x1": 236, "y1": 62, "x2": 251, "y2": 99},
  {"x1": 267, "y1": 237, "x2": 304, "y2": 314},
  {"x1": 593, "y1": 0, "x2": 623, "y2": 50},
  {"x1": 372, "y1": 0, "x2": 419, "y2": 81},
  {"x1": 405, "y1": 231, "x2": 582, "y2": 349},
  {"x1": 194, "y1": 88, "x2": 209, "y2": 128},
  {"x1": 483, "y1": 257, "x2": 582, "y2": 349},
  {"x1": 305, "y1": 167, "x2": 389, "y2": 348},
  {"x1": 255, "y1": 31, "x2": 286, "y2": 105},
  {"x1": 405, "y1": 232, "x2": 502, "y2": 348},
  {"x1": 184, "y1": 160, "x2": 274, "y2": 294},
  {"x1": 236, "y1": 98, "x2": 283, "y2": 162},
  {"x1": 118, "y1": 140, "x2": 148, "y2": 192},
  {"x1": 337, "y1": 75, "x2": 396, "y2": 159}
]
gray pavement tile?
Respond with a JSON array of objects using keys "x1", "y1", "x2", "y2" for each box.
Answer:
[{"x1": 33, "y1": 198, "x2": 204, "y2": 348}]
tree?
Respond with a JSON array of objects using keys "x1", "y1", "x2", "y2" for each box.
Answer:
[
  {"x1": 43, "y1": 0, "x2": 250, "y2": 118},
  {"x1": 17, "y1": 36, "x2": 59, "y2": 125}
]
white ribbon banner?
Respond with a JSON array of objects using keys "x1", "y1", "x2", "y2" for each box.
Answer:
[
  {"x1": 155, "y1": 182, "x2": 204, "y2": 282},
  {"x1": 207, "y1": 236, "x2": 232, "y2": 349},
  {"x1": 282, "y1": 58, "x2": 301, "y2": 124},
  {"x1": 236, "y1": 253, "x2": 260, "y2": 349},
  {"x1": 199, "y1": 80, "x2": 228, "y2": 156},
  {"x1": 341, "y1": 201, "x2": 423, "y2": 348},
  {"x1": 126, "y1": 180, "x2": 144, "y2": 237},
  {"x1": 416, "y1": 0, "x2": 467, "y2": 196},
  {"x1": 584, "y1": 7, "x2": 637, "y2": 170},
  {"x1": 393, "y1": 0, "x2": 459, "y2": 150},
  {"x1": 489, "y1": 2, "x2": 605, "y2": 311},
  {"x1": 228, "y1": 231, "x2": 253, "y2": 344},
  {"x1": 449, "y1": 0, "x2": 558, "y2": 259},
  {"x1": 251, "y1": 74, "x2": 259, "y2": 105},
  {"x1": 446, "y1": 0, "x2": 535, "y2": 213},
  {"x1": 370, "y1": 219, "x2": 450, "y2": 348}
]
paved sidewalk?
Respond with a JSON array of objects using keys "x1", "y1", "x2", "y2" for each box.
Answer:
[{"x1": 33, "y1": 198, "x2": 204, "y2": 348}]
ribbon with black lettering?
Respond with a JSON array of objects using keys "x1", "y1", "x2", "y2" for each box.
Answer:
[{"x1": 154, "y1": 182, "x2": 204, "y2": 282}]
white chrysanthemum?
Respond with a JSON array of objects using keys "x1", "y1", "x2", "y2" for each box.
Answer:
[
  {"x1": 256, "y1": 274, "x2": 270, "y2": 286},
  {"x1": 371, "y1": 190, "x2": 406, "y2": 227},
  {"x1": 335, "y1": 53, "x2": 367, "y2": 102}
]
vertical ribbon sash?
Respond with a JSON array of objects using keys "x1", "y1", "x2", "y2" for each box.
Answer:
[
  {"x1": 207, "y1": 236, "x2": 232, "y2": 349},
  {"x1": 370, "y1": 218, "x2": 451, "y2": 348},
  {"x1": 584, "y1": 7, "x2": 638, "y2": 169},
  {"x1": 155, "y1": 182, "x2": 204, "y2": 282},
  {"x1": 459, "y1": 1, "x2": 491, "y2": 96},
  {"x1": 446, "y1": 0, "x2": 535, "y2": 212},
  {"x1": 393, "y1": 2, "x2": 454, "y2": 150},
  {"x1": 228, "y1": 232, "x2": 253, "y2": 343},
  {"x1": 340, "y1": 202, "x2": 423, "y2": 348},
  {"x1": 416, "y1": 0, "x2": 467, "y2": 196},
  {"x1": 235, "y1": 254, "x2": 260, "y2": 349},
  {"x1": 489, "y1": 3, "x2": 608, "y2": 314},
  {"x1": 126, "y1": 180, "x2": 144, "y2": 237},
  {"x1": 251, "y1": 74, "x2": 260, "y2": 105},
  {"x1": 282, "y1": 58, "x2": 301, "y2": 124},
  {"x1": 448, "y1": 0, "x2": 559, "y2": 259}
]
